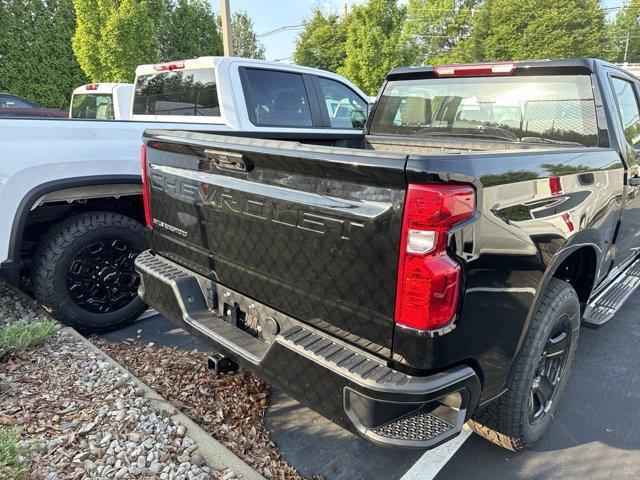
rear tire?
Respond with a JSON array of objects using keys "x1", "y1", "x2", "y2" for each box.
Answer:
[
  {"x1": 470, "y1": 278, "x2": 580, "y2": 450},
  {"x1": 31, "y1": 211, "x2": 148, "y2": 333}
]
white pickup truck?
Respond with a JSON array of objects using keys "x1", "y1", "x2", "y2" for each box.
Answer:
[{"x1": 0, "y1": 56, "x2": 369, "y2": 333}]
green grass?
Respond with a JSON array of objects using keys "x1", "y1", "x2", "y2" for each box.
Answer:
[
  {"x1": 0, "y1": 427, "x2": 29, "y2": 480},
  {"x1": 0, "y1": 319, "x2": 56, "y2": 360}
]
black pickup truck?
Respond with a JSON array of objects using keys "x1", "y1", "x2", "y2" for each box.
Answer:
[{"x1": 135, "y1": 59, "x2": 640, "y2": 451}]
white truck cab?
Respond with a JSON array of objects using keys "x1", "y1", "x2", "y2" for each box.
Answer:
[
  {"x1": 70, "y1": 83, "x2": 134, "y2": 120},
  {"x1": 132, "y1": 56, "x2": 369, "y2": 133}
]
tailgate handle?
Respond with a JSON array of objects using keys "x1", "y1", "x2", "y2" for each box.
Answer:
[{"x1": 204, "y1": 149, "x2": 251, "y2": 173}]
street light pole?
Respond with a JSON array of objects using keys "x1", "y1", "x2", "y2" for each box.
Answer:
[{"x1": 220, "y1": 0, "x2": 234, "y2": 57}]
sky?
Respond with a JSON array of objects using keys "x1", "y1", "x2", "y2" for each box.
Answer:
[
  {"x1": 211, "y1": 0, "x2": 365, "y2": 61},
  {"x1": 212, "y1": 0, "x2": 623, "y2": 63}
]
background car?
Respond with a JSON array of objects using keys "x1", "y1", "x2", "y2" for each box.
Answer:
[{"x1": 0, "y1": 93, "x2": 67, "y2": 118}]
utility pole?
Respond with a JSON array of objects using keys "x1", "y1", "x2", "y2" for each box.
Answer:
[
  {"x1": 624, "y1": 34, "x2": 630, "y2": 63},
  {"x1": 220, "y1": 0, "x2": 234, "y2": 57}
]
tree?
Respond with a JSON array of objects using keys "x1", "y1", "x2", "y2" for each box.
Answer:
[
  {"x1": 231, "y1": 11, "x2": 265, "y2": 59},
  {"x1": 72, "y1": 0, "x2": 161, "y2": 82},
  {"x1": 608, "y1": 1, "x2": 640, "y2": 63},
  {"x1": 402, "y1": 0, "x2": 479, "y2": 64},
  {"x1": 293, "y1": 9, "x2": 349, "y2": 72},
  {"x1": 456, "y1": 0, "x2": 607, "y2": 62},
  {"x1": 339, "y1": 0, "x2": 417, "y2": 95},
  {"x1": 101, "y1": 0, "x2": 159, "y2": 81},
  {"x1": 0, "y1": 0, "x2": 87, "y2": 108},
  {"x1": 159, "y1": 0, "x2": 222, "y2": 61}
]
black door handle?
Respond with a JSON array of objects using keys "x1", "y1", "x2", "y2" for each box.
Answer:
[{"x1": 629, "y1": 177, "x2": 640, "y2": 187}]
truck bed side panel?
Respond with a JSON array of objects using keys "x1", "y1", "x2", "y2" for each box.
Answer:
[{"x1": 399, "y1": 148, "x2": 624, "y2": 398}]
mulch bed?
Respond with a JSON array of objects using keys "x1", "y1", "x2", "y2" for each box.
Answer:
[{"x1": 95, "y1": 339, "x2": 319, "y2": 480}]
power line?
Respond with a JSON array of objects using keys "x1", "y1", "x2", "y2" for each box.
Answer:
[{"x1": 257, "y1": 25, "x2": 304, "y2": 38}]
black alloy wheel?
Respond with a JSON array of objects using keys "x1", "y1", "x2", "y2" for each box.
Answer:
[
  {"x1": 66, "y1": 237, "x2": 141, "y2": 314},
  {"x1": 529, "y1": 315, "x2": 572, "y2": 424}
]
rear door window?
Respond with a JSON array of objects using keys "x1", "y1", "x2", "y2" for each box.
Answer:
[
  {"x1": 243, "y1": 68, "x2": 313, "y2": 127},
  {"x1": 610, "y1": 77, "x2": 640, "y2": 147},
  {"x1": 0, "y1": 96, "x2": 33, "y2": 108},
  {"x1": 317, "y1": 77, "x2": 368, "y2": 129},
  {"x1": 133, "y1": 68, "x2": 219, "y2": 116}
]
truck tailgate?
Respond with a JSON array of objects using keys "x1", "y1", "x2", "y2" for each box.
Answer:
[{"x1": 144, "y1": 131, "x2": 408, "y2": 352}]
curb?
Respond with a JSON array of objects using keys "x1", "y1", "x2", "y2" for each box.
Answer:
[{"x1": 62, "y1": 326, "x2": 265, "y2": 480}]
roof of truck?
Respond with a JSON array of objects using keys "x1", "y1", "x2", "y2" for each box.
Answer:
[
  {"x1": 72, "y1": 83, "x2": 133, "y2": 95},
  {"x1": 387, "y1": 58, "x2": 626, "y2": 80},
  {"x1": 135, "y1": 56, "x2": 342, "y2": 77}
]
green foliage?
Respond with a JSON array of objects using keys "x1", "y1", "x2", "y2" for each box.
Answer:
[
  {"x1": 293, "y1": 9, "x2": 349, "y2": 72},
  {"x1": 402, "y1": 0, "x2": 479, "y2": 64},
  {"x1": 0, "y1": 427, "x2": 29, "y2": 480},
  {"x1": 0, "y1": 320, "x2": 56, "y2": 360},
  {"x1": 72, "y1": 0, "x2": 160, "y2": 82},
  {"x1": 456, "y1": 0, "x2": 607, "y2": 62},
  {"x1": 231, "y1": 11, "x2": 265, "y2": 59},
  {"x1": 339, "y1": 0, "x2": 417, "y2": 95},
  {"x1": 608, "y1": 1, "x2": 640, "y2": 63},
  {"x1": 102, "y1": 0, "x2": 159, "y2": 81},
  {"x1": 159, "y1": 0, "x2": 222, "y2": 61},
  {"x1": 0, "y1": 0, "x2": 87, "y2": 108}
]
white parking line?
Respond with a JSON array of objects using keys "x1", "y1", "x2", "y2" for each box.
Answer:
[{"x1": 399, "y1": 424, "x2": 472, "y2": 480}]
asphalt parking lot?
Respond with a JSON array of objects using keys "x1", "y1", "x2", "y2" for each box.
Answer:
[{"x1": 101, "y1": 294, "x2": 640, "y2": 480}]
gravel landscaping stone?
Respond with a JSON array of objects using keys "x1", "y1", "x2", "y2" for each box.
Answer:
[
  {"x1": 0, "y1": 281, "x2": 239, "y2": 479},
  {"x1": 95, "y1": 339, "x2": 318, "y2": 479}
]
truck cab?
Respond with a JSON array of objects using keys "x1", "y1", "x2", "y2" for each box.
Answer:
[
  {"x1": 131, "y1": 56, "x2": 369, "y2": 138},
  {"x1": 70, "y1": 83, "x2": 134, "y2": 120}
]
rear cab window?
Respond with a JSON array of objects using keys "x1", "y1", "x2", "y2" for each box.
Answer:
[
  {"x1": 71, "y1": 94, "x2": 115, "y2": 119},
  {"x1": 370, "y1": 74, "x2": 599, "y2": 147},
  {"x1": 133, "y1": 68, "x2": 220, "y2": 117},
  {"x1": 242, "y1": 68, "x2": 313, "y2": 127}
]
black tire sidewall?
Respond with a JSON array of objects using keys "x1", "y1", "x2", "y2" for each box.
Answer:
[
  {"x1": 518, "y1": 280, "x2": 580, "y2": 445},
  {"x1": 35, "y1": 212, "x2": 148, "y2": 332}
]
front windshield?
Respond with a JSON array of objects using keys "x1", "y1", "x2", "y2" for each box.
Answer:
[
  {"x1": 369, "y1": 74, "x2": 599, "y2": 146},
  {"x1": 71, "y1": 94, "x2": 115, "y2": 119}
]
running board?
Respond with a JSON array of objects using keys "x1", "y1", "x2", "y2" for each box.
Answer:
[{"x1": 582, "y1": 259, "x2": 640, "y2": 328}]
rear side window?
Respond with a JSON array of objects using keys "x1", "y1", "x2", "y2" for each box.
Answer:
[
  {"x1": 610, "y1": 77, "x2": 640, "y2": 147},
  {"x1": 71, "y1": 94, "x2": 115, "y2": 119},
  {"x1": 318, "y1": 77, "x2": 368, "y2": 129},
  {"x1": 133, "y1": 68, "x2": 219, "y2": 116},
  {"x1": 0, "y1": 96, "x2": 33, "y2": 108},
  {"x1": 370, "y1": 74, "x2": 599, "y2": 147},
  {"x1": 244, "y1": 68, "x2": 312, "y2": 127}
]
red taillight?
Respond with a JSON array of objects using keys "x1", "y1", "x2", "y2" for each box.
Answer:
[
  {"x1": 86, "y1": 83, "x2": 99, "y2": 90},
  {"x1": 395, "y1": 184, "x2": 475, "y2": 331},
  {"x1": 549, "y1": 176, "x2": 562, "y2": 195},
  {"x1": 153, "y1": 60, "x2": 185, "y2": 71},
  {"x1": 433, "y1": 63, "x2": 515, "y2": 77},
  {"x1": 140, "y1": 145, "x2": 152, "y2": 228}
]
